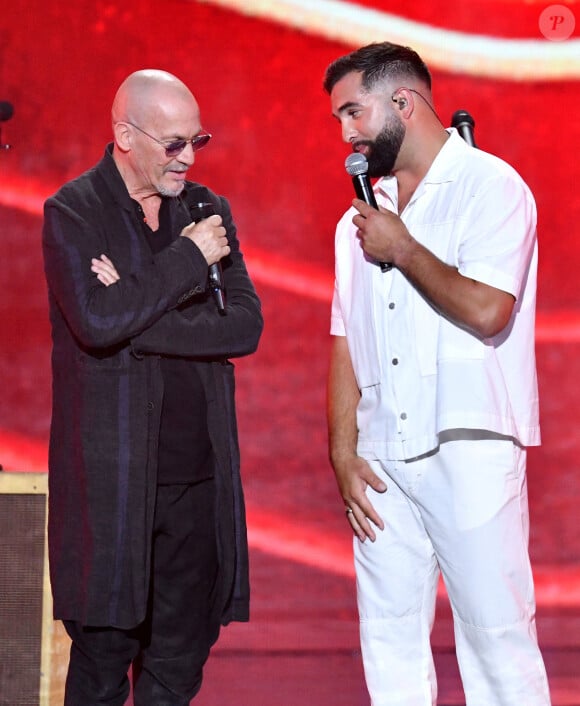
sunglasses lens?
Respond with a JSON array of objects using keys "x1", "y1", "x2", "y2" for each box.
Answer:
[
  {"x1": 165, "y1": 140, "x2": 188, "y2": 157},
  {"x1": 164, "y1": 133, "x2": 211, "y2": 156},
  {"x1": 192, "y1": 134, "x2": 211, "y2": 151}
]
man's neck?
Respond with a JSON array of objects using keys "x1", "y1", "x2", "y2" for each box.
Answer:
[
  {"x1": 393, "y1": 128, "x2": 449, "y2": 213},
  {"x1": 112, "y1": 148, "x2": 161, "y2": 209}
]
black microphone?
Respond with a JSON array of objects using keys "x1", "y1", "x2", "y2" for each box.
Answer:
[
  {"x1": 345, "y1": 153, "x2": 391, "y2": 272},
  {"x1": 188, "y1": 201, "x2": 226, "y2": 314},
  {"x1": 0, "y1": 102, "x2": 14, "y2": 122},
  {"x1": 451, "y1": 109, "x2": 477, "y2": 148}
]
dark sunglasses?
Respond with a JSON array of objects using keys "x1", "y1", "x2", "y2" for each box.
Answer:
[{"x1": 126, "y1": 121, "x2": 212, "y2": 157}]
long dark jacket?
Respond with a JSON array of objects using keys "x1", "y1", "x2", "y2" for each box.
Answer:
[{"x1": 42, "y1": 145, "x2": 263, "y2": 629}]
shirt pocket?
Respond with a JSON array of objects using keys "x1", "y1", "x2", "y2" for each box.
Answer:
[{"x1": 409, "y1": 218, "x2": 481, "y2": 371}]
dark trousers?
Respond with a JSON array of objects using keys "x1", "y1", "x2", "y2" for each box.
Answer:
[{"x1": 63, "y1": 479, "x2": 220, "y2": 706}]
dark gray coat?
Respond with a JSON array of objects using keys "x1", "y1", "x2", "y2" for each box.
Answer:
[{"x1": 42, "y1": 145, "x2": 262, "y2": 629}]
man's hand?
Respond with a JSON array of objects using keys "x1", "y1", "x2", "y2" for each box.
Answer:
[
  {"x1": 91, "y1": 254, "x2": 120, "y2": 287},
  {"x1": 328, "y1": 334, "x2": 387, "y2": 543},
  {"x1": 352, "y1": 198, "x2": 413, "y2": 268},
  {"x1": 333, "y1": 453, "x2": 387, "y2": 543},
  {"x1": 180, "y1": 214, "x2": 230, "y2": 266}
]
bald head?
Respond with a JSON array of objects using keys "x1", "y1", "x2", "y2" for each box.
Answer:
[
  {"x1": 111, "y1": 70, "x2": 205, "y2": 199},
  {"x1": 112, "y1": 69, "x2": 199, "y2": 128}
]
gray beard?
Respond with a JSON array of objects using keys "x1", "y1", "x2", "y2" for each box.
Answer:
[{"x1": 157, "y1": 182, "x2": 185, "y2": 198}]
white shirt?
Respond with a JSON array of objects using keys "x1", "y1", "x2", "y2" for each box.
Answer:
[{"x1": 331, "y1": 129, "x2": 540, "y2": 460}]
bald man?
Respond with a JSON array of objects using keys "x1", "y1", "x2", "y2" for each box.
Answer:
[{"x1": 42, "y1": 70, "x2": 263, "y2": 705}]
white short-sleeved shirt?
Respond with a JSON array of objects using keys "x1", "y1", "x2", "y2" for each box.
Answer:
[{"x1": 331, "y1": 129, "x2": 540, "y2": 460}]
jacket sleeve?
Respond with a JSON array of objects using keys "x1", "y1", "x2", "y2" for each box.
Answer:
[
  {"x1": 42, "y1": 186, "x2": 213, "y2": 350},
  {"x1": 131, "y1": 195, "x2": 263, "y2": 360}
]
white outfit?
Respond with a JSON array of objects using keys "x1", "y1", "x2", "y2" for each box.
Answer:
[{"x1": 331, "y1": 130, "x2": 550, "y2": 705}]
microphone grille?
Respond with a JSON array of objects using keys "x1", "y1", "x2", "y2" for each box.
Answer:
[
  {"x1": 451, "y1": 109, "x2": 474, "y2": 128},
  {"x1": 345, "y1": 152, "x2": 369, "y2": 177}
]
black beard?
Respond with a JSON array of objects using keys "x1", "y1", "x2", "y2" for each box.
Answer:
[{"x1": 360, "y1": 116, "x2": 406, "y2": 178}]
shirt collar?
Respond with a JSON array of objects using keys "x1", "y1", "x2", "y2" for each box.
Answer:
[
  {"x1": 97, "y1": 143, "x2": 135, "y2": 212},
  {"x1": 96, "y1": 144, "x2": 195, "y2": 217},
  {"x1": 377, "y1": 128, "x2": 467, "y2": 203}
]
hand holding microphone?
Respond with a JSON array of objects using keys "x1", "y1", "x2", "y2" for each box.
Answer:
[
  {"x1": 345, "y1": 153, "x2": 392, "y2": 272},
  {"x1": 181, "y1": 202, "x2": 228, "y2": 313}
]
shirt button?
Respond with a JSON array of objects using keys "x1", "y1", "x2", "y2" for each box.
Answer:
[
  {"x1": 388, "y1": 302, "x2": 395, "y2": 310},
  {"x1": 147, "y1": 402, "x2": 154, "y2": 411},
  {"x1": 400, "y1": 412, "x2": 407, "y2": 420},
  {"x1": 392, "y1": 358, "x2": 399, "y2": 365}
]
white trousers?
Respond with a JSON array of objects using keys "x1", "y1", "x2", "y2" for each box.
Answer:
[{"x1": 355, "y1": 434, "x2": 551, "y2": 706}]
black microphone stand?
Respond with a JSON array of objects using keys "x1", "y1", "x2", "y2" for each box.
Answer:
[
  {"x1": 0, "y1": 101, "x2": 14, "y2": 150},
  {"x1": 451, "y1": 109, "x2": 477, "y2": 148}
]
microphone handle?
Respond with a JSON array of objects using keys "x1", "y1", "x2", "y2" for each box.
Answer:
[
  {"x1": 209, "y1": 263, "x2": 226, "y2": 313},
  {"x1": 352, "y1": 173, "x2": 379, "y2": 209},
  {"x1": 189, "y1": 201, "x2": 226, "y2": 314},
  {"x1": 351, "y1": 175, "x2": 392, "y2": 272}
]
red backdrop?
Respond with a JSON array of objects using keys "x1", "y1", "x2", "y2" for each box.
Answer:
[{"x1": 1, "y1": 0, "x2": 579, "y2": 568}]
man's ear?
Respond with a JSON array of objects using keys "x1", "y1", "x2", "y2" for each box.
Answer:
[
  {"x1": 392, "y1": 88, "x2": 414, "y2": 118},
  {"x1": 113, "y1": 121, "x2": 131, "y2": 153}
]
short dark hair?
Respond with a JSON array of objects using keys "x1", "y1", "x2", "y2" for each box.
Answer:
[{"x1": 323, "y1": 42, "x2": 432, "y2": 94}]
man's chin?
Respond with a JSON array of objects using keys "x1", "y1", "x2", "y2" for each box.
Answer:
[{"x1": 157, "y1": 182, "x2": 185, "y2": 198}]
